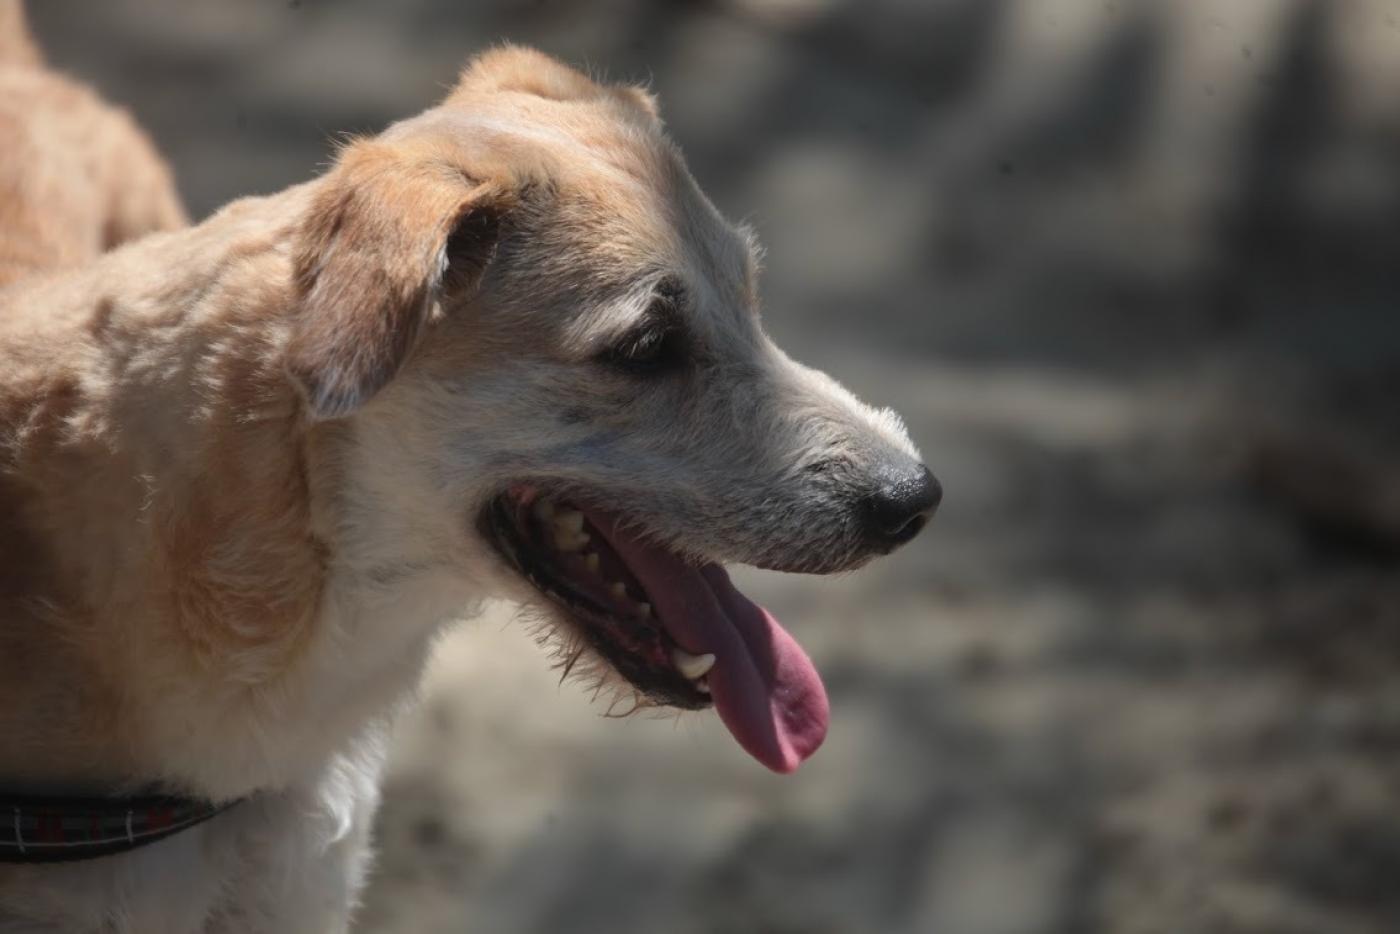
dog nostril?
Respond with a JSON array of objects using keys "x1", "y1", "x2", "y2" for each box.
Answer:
[
  {"x1": 892, "y1": 511, "x2": 927, "y2": 542},
  {"x1": 863, "y1": 464, "x2": 940, "y2": 550}
]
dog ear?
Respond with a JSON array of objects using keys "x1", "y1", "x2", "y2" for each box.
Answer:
[
  {"x1": 450, "y1": 46, "x2": 660, "y2": 127},
  {"x1": 451, "y1": 45, "x2": 600, "y2": 102},
  {"x1": 287, "y1": 140, "x2": 503, "y2": 420}
]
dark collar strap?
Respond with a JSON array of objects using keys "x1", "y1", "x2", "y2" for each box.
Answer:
[{"x1": 0, "y1": 794, "x2": 239, "y2": 864}]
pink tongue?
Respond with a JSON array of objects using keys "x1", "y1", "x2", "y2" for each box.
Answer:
[{"x1": 596, "y1": 519, "x2": 830, "y2": 773}]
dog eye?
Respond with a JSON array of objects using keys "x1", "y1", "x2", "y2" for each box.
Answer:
[
  {"x1": 602, "y1": 317, "x2": 683, "y2": 374},
  {"x1": 599, "y1": 285, "x2": 686, "y2": 376}
]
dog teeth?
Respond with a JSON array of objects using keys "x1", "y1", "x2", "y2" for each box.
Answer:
[
  {"x1": 609, "y1": 581, "x2": 627, "y2": 600},
  {"x1": 694, "y1": 678, "x2": 711, "y2": 694},
  {"x1": 636, "y1": 602, "x2": 651, "y2": 618},
  {"x1": 548, "y1": 509, "x2": 589, "y2": 551},
  {"x1": 672, "y1": 649, "x2": 716, "y2": 680},
  {"x1": 553, "y1": 509, "x2": 585, "y2": 535},
  {"x1": 583, "y1": 552, "x2": 600, "y2": 573},
  {"x1": 553, "y1": 530, "x2": 589, "y2": 552}
]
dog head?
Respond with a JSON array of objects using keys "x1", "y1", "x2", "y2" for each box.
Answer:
[{"x1": 287, "y1": 47, "x2": 939, "y2": 772}]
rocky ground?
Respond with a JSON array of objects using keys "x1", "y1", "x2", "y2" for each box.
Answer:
[{"x1": 29, "y1": 1, "x2": 1400, "y2": 931}]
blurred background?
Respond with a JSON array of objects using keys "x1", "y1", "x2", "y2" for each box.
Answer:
[{"x1": 27, "y1": 1, "x2": 1400, "y2": 931}]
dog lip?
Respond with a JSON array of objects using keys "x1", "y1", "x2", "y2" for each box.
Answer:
[
  {"x1": 749, "y1": 550, "x2": 873, "y2": 576},
  {"x1": 481, "y1": 492, "x2": 713, "y2": 710}
]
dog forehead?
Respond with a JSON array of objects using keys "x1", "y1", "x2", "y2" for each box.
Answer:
[{"x1": 387, "y1": 90, "x2": 671, "y2": 190}]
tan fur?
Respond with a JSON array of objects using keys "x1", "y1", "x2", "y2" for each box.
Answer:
[
  {"x1": 0, "y1": 44, "x2": 922, "y2": 931},
  {"x1": 0, "y1": 0, "x2": 185, "y2": 288},
  {"x1": 0, "y1": 0, "x2": 41, "y2": 69}
]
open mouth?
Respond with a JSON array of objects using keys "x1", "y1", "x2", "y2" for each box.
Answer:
[{"x1": 482, "y1": 486, "x2": 830, "y2": 773}]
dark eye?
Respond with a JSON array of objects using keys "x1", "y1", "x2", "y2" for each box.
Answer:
[{"x1": 600, "y1": 284, "x2": 687, "y2": 376}]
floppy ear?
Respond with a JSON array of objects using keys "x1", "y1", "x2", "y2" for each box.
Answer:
[{"x1": 287, "y1": 140, "x2": 503, "y2": 420}]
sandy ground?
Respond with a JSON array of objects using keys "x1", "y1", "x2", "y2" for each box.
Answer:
[{"x1": 27, "y1": 1, "x2": 1400, "y2": 931}]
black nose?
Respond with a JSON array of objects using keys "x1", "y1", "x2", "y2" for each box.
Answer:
[{"x1": 860, "y1": 463, "x2": 940, "y2": 552}]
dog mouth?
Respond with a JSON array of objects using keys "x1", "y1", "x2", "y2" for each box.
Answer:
[{"x1": 482, "y1": 486, "x2": 829, "y2": 773}]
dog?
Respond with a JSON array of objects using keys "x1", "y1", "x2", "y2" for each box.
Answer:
[
  {"x1": 0, "y1": 0, "x2": 186, "y2": 288},
  {"x1": 0, "y1": 45, "x2": 937, "y2": 931}
]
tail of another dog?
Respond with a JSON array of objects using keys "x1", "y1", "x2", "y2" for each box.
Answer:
[{"x1": 0, "y1": 1, "x2": 43, "y2": 68}]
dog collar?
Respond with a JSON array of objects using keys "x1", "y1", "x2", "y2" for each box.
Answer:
[{"x1": 0, "y1": 793, "x2": 238, "y2": 864}]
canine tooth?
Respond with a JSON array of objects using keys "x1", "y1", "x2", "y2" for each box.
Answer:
[
  {"x1": 636, "y1": 602, "x2": 651, "y2": 618},
  {"x1": 672, "y1": 649, "x2": 716, "y2": 680},
  {"x1": 695, "y1": 678, "x2": 711, "y2": 694},
  {"x1": 554, "y1": 510, "x2": 585, "y2": 534},
  {"x1": 584, "y1": 552, "x2": 600, "y2": 573},
  {"x1": 609, "y1": 582, "x2": 627, "y2": 600},
  {"x1": 532, "y1": 499, "x2": 556, "y2": 522}
]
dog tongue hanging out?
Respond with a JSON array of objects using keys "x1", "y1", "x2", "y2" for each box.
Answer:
[
  {"x1": 0, "y1": 41, "x2": 935, "y2": 929},
  {"x1": 491, "y1": 494, "x2": 842, "y2": 772}
]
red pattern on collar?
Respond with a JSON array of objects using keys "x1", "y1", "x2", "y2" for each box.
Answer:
[{"x1": 0, "y1": 795, "x2": 238, "y2": 863}]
